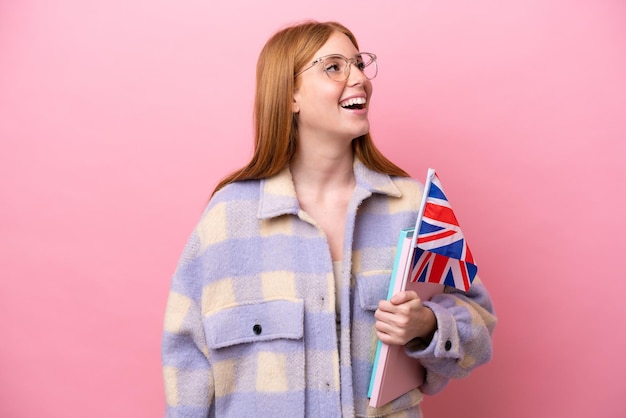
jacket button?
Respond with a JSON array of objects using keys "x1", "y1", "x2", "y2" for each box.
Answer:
[
  {"x1": 253, "y1": 324, "x2": 262, "y2": 335},
  {"x1": 444, "y1": 340, "x2": 452, "y2": 351}
]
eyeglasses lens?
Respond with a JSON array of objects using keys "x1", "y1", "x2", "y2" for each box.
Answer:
[{"x1": 323, "y1": 54, "x2": 377, "y2": 81}]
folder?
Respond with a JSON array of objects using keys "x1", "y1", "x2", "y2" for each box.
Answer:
[{"x1": 368, "y1": 228, "x2": 444, "y2": 408}]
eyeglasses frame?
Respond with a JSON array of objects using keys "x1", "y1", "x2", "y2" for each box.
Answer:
[{"x1": 294, "y1": 52, "x2": 378, "y2": 81}]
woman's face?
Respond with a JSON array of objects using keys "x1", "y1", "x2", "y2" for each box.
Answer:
[{"x1": 293, "y1": 31, "x2": 373, "y2": 145}]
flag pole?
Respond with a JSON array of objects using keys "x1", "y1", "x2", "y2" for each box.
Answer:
[{"x1": 400, "y1": 168, "x2": 436, "y2": 289}]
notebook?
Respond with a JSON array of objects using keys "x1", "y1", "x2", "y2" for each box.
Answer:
[{"x1": 368, "y1": 228, "x2": 444, "y2": 408}]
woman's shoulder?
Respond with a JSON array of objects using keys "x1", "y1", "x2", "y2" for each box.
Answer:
[
  {"x1": 390, "y1": 175, "x2": 424, "y2": 205},
  {"x1": 199, "y1": 179, "x2": 262, "y2": 221},
  {"x1": 208, "y1": 179, "x2": 262, "y2": 206},
  {"x1": 193, "y1": 180, "x2": 262, "y2": 247}
]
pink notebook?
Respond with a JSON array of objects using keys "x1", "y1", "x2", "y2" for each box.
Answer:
[{"x1": 368, "y1": 229, "x2": 443, "y2": 408}]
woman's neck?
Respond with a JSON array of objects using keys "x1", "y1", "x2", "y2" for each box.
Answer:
[
  {"x1": 290, "y1": 143, "x2": 355, "y2": 192},
  {"x1": 290, "y1": 145, "x2": 356, "y2": 262}
]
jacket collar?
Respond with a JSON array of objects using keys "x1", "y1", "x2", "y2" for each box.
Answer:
[{"x1": 257, "y1": 158, "x2": 402, "y2": 220}]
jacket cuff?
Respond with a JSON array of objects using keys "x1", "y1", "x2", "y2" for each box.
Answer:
[{"x1": 406, "y1": 301, "x2": 460, "y2": 360}]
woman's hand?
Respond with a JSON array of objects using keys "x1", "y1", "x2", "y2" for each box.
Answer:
[{"x1": 374, "y1": 290, "x2": 437, "y2": 346}]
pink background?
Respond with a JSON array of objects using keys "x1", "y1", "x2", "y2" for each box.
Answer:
[{"x1": 1, "y1": 0, "x2": 625, "y2": 417}]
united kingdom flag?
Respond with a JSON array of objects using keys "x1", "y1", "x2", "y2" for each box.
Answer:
[{"x1": 409, "y1": 170, "x2": 477, "y2": 292}]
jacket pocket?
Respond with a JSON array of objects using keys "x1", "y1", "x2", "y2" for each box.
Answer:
[
  {"x1": 355, "y1": 271, "x2": 393, "y2": 311},
  {"x1": 204, "y1": 298, "x2": 304, "y2": 349},
  {"x1": 203, "y1": 298, "x2": 306, "y2": 416}
]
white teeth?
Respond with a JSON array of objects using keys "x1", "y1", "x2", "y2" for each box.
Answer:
[{"x1": 340, "y1": 97, "x2": 367, "y2": 107}]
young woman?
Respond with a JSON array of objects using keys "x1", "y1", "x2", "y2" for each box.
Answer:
[{"x1": 162, "y1": 21, "x2": 496, "y2": 417}]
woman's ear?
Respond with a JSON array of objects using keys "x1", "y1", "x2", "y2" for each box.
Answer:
[{"x1": 292, "y1": 94, "x2": 300, "y2": 114}]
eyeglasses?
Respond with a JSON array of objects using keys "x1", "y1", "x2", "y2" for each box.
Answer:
[{"x1": 295, "y1": 52, "x2": 378, "y2": 82}]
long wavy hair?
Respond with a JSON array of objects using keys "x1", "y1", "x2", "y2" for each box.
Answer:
[{"x1": 212, "y1": 21, "x2": 408, "y2": 196}]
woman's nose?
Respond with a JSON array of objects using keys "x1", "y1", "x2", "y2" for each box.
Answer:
[{"x1": 347, "y1": 62, "x2": 367, "y2": 85}]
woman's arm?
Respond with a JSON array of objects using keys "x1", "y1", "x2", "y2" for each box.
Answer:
[
  {"x1": 162, "y1": 232, "x2": 215, "y2": 417},
  {"x1": 374, "y1": 275, "x2": 496, "y2": 395},
  {"x1": 407, "y1": 277, "x2": 497, "y2": 394}
]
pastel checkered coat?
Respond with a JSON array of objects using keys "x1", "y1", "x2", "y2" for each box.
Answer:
[{"x1": 162, "y1": 159, "x2": 496, "y2": 417}]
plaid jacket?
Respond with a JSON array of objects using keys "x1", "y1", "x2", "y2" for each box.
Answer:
[{"x1": 162, "y1": 159, "x2": 496, "y2": 417}]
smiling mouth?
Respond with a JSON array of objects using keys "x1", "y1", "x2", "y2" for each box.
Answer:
[{"x1": 340, "y1": 97, "x2": 367, "y2": 110}]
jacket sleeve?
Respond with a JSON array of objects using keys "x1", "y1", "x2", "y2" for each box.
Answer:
[
  {"x1": 162, "y1": 230, "x2": 215, "y2": 417},
  {"x1": 406, "y1": 277, "x2": 497, "y2": 395}
]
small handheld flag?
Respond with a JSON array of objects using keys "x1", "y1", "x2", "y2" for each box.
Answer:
[{"x1": 406, "y1": 169, "x2": 477, "y2": 292}]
